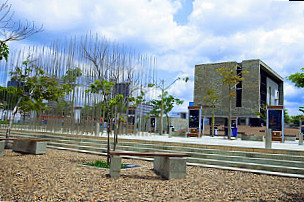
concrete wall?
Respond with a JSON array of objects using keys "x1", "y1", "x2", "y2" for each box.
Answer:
[
  {"x1": 194, "y1": 59, "x2": 283, "y2": 119},
  {"x1": 194, "y1": 60, "x2": 260, "y2": 118}
]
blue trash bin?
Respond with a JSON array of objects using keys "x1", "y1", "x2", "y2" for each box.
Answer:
[{"x1": 232, "y1": 127, "x2": 238, "y2": 137}]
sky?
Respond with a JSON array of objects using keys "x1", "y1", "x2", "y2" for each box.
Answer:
[{"x1": 5, "y1": 0, "x2": 304, "y2": 116}]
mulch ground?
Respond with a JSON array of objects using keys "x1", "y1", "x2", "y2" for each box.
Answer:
[{"x1": 1, "y1": 149, "x2": 304, "y2": 201}]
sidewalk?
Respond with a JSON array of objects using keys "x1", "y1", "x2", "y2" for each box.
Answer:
[{"x1": 117, "y1": 133, "x2": 304, "y2": 152}]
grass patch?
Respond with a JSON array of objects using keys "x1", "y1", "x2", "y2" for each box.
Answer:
[
  {"x1": 84, "y1": 160, "x2": 126, "y2": 169},
  {"x1": 0, "y1": 120, "x2": 27, "y2": 125}
]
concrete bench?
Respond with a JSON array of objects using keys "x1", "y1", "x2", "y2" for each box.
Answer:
[
  {"x1": 241, "y1": 135, "x2": 263, "y2": 141},
  {"x1": 109, "y1": 151, "x2": 188, "y2": 180},
  {"x1": 0, "y1": 140, "x2": 4, "y2": 156},
  {"x1": 0, "y1": 138, "x2": 48, "y2": 155}
]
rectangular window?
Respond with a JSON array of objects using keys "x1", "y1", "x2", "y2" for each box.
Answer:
[
  {"x1": 236, "y1": 65, "x2": 242, "y2": 107},
  {"x1": 269, "y1": 86, "x2": 272, "y2": 105}
]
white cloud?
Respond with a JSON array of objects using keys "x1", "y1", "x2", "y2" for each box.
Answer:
[{"x1": 7, "y1": 0, "x2": 304, "y2": 115}]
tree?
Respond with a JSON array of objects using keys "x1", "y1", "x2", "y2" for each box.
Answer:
[
  {"x1": 288, "y1": 68, "x2": 304, "y2": 88},
  {"x1": 6, "y1": 59, "x2": 68, "y2": 145},
  {"x1": 0, "y1": 86, "x2": 19, "y2": 120},
  {"x1": 108, "y1": 93, "x2": 125, "y2": 151},
  {"x1": 86, "y1": 79, "x2": 115, "y2": 163},
  {"x1": 290, "y1": 115, "x2": 304, "y2": 126},
  {"x1": 149, "y1": 91, "x2": 183, "y2": 135},
  {"x1": 203, "y1": 88, "x2": 219, "y2": 137},
  {"x1": 128, "y1": 90, "x2": 146, "y2": 134},
  {"x1": 216, "y1": 64, "x2": 248, "y2": 139},
  {"x1": 0, "y1": 0, "x2": 43, "y2": 61},
  {"x1": 62, "y1": 67, "x2": 82, "y2": 119},
  {"x1": 284, "y1": 109, "x2": 290, "y2": 124},
  {"x1": 148, "y1": 77, "x2": 188, "y2": 135},
  {"x1": 288, "y1": 68, "x2": 304, "y2": 114},
  {"x1": 253, "y1": 104, "x2": 267, "y2": 125}
]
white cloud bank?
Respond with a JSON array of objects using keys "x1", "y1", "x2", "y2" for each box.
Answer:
[{"x1": 8, "y1": 0, "x2": 304, "y2": 115}]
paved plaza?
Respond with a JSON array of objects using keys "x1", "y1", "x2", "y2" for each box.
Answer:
[{"x1": 116, "y1": 133, "x2": 304, "y2": 151}]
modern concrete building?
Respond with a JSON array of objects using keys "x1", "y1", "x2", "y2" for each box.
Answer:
[{"x1": 194, "y1": 59, "x2": 284, "y2": 126}]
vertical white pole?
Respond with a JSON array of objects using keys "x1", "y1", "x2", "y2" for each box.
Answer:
[
  {"x1": 299, "y1": 132, "x2": 303, "y2": 145},
  {"x1": 187, "y1": 108, "x2": 190, "y2": 134},
  {"x1": 266, "y1": 108, "x2": 269, "y2": 131},
  {"x1": 202, "y1": 116, "x2": 205, "y2": 137},
  {"x1": 281, "y1": 108, "x2": 284, "y2": 143}
]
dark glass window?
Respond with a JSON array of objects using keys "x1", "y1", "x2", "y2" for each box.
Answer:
[
  {"x1": 236, "y1": 66, "x2": 242, "y2": 107},
  {"x1": 189, "y1": 110, "x2": 200, "y2": 128}
]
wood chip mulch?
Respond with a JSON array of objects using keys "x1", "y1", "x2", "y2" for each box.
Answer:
[{"x1": 1, "y1": 149, "x2": 304, "y2": 201}]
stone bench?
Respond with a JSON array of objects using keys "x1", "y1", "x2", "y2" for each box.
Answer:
[
  {"x1": 0, "y1": 138, "x2": 48, "y2": 155},
  {"x1": 109, "y1": 151, "x2": 188, "y2": 180},
  {"x1": 0, "y1": 140, "x2": 4, "y2": 156},
  {"x1": 241, "y1": 135, "x2": 263, "y2": 141}
]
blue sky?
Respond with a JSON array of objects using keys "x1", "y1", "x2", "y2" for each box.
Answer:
[{"x1": 4, "y1": 0, "x2": 304, "y2": 115}]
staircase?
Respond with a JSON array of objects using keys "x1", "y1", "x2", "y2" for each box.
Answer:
[{"x1": 1, "y1": 129, "x2": 304, "y2": 178}]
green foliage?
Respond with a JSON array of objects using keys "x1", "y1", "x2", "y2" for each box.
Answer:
[
  {"x1": 288, "y1": 68, "x2": 304, "y2": 88},
  {"x1": 86, "y1": 79, "x2": 115, "y2": 95},
  {"x1": 149, "y1": 91, "x2": 183, "y2": 117},
  {"x1": 253, "y1": 104, "x2": 267, "y2": 121},
  {"x1": 0, "y1": 41, "x2": 9, "y2": 61},
  {"x1": 300, "y1": 107, "x2": 304, "y2": 114},
  {"x1": 284, "y1": 109, "x2": 291, "y2": 124},
  {"x1": 204, "y1": 88, "x2": 219, "y2": 107},
  {"x1": 178, "y1": 76, "x2": 189, "y2": 83},
  {"x1": 128, "y1": 91, "x2": 145, "y2": 107},
  {"x1": 62, "y1": 67, "x2": 82, "y2": 95},
  {"x1": 204, "y1": 88, "x2": 219, "y2": 137},
  {"x1": 62, "y1": 67, "x2": 82, "y2": 84},
  {"x1": 288, "y1": 69, "x2": 304, "y2": 115},
  {"x1": 85, "y1": 160, "x2": 126, "y2": 169},
  {"x1": 0, "y1": 120, "x2": 27, "y2": 125},
  {"x1": 290, "y1": 115, "x2": 304, "y2": 125},
  {"x1": 9, "y1": 60, "x2": 68, "y2": 114},
  {"x1": 216, "y1": 65, "x2": 249, "y2": 98},
  {"x1": 0, "y1": 86, "x2": 19, "y2": 110}
]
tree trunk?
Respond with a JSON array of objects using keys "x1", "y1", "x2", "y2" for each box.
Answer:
[
  {"x1": 211, "y1": 106, "x2": 215, "y2": 137},
  {"x1": 166, "y1": 114, "x2": 171, "y2": 137},
  {"x1": 102, "y1": 108, "x2": 105, "y2": 135},
  {"x1": 113, "y1": 105, "x2": 118, "y2": 151},
  {"x1": 72, "y1": 88, "x2": 75, "y2": 130},
  {"x1": 228, "y1": 87, "x2": 232, "y2": 140},
  {"x1": 107, "y1": 116, "x2": 111, "y2": 164},
  {"x1": 160, "y1": 89, "x2": 164, "y2": 135},
  {"x1": 5, "y1": 97, "x2": 22, "y2": 148}
]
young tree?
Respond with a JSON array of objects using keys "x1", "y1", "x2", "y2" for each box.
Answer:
[
  {"x1": 288, "y1": 68, "x2": 304, "y2": 114},
  {"x1": 203, "y1": 88, "x2": 219, "y2": 137},
  {"x1": 149, "y1": 91, "x2": 183, "y2": 135},
  {"x1": 253, "y1": 104, "x2": 267, "y2": 125},
  {"x1": 128, "y1": 90, "x2": 146, "y2": 134},
  {"x1": 5, "y1": 59, "x2": 68, "y2": 145},
  {"x1": 108, "y1": 93, "x2": 125, "y2": 151},
  {"x1": 216, "y1": 64, "x2": 248, "y2": 139},
  {"x1": 0, "y1": 0, "x2": 43, "y2": 61},
  {"x1": 62, "y1": 67, "x2": 82, "y2": 118},
  {"x1": 290, "y1": 115, "x2": 304, "y2": 126},
  {"x1": 284, "y1": 109, "x2": 291, "y2": 124},
  {"x1": 148, "y1": 77, "x2": 188, "y2": 135},
  {"x1": 86, "y1": 79, "x2": 115, "y2": 163}
]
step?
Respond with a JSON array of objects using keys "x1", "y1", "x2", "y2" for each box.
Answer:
[
  {"x1": 186, "y1": 157, "x2": 304, "y2": 175},
  {"x1": 3, "y1": 129, "x2": 304, "y2": 177}
]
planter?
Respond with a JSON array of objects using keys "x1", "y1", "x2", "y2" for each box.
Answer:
[
  {"x1": 285, "y1": 136, "x2": 296, "y2": 141},
  {"x1": 12, "y1": 139, "x2": 48, "y2": 154},
  {"x1": 241, "y1": 135, "x2": 263, "y2": 141}
]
